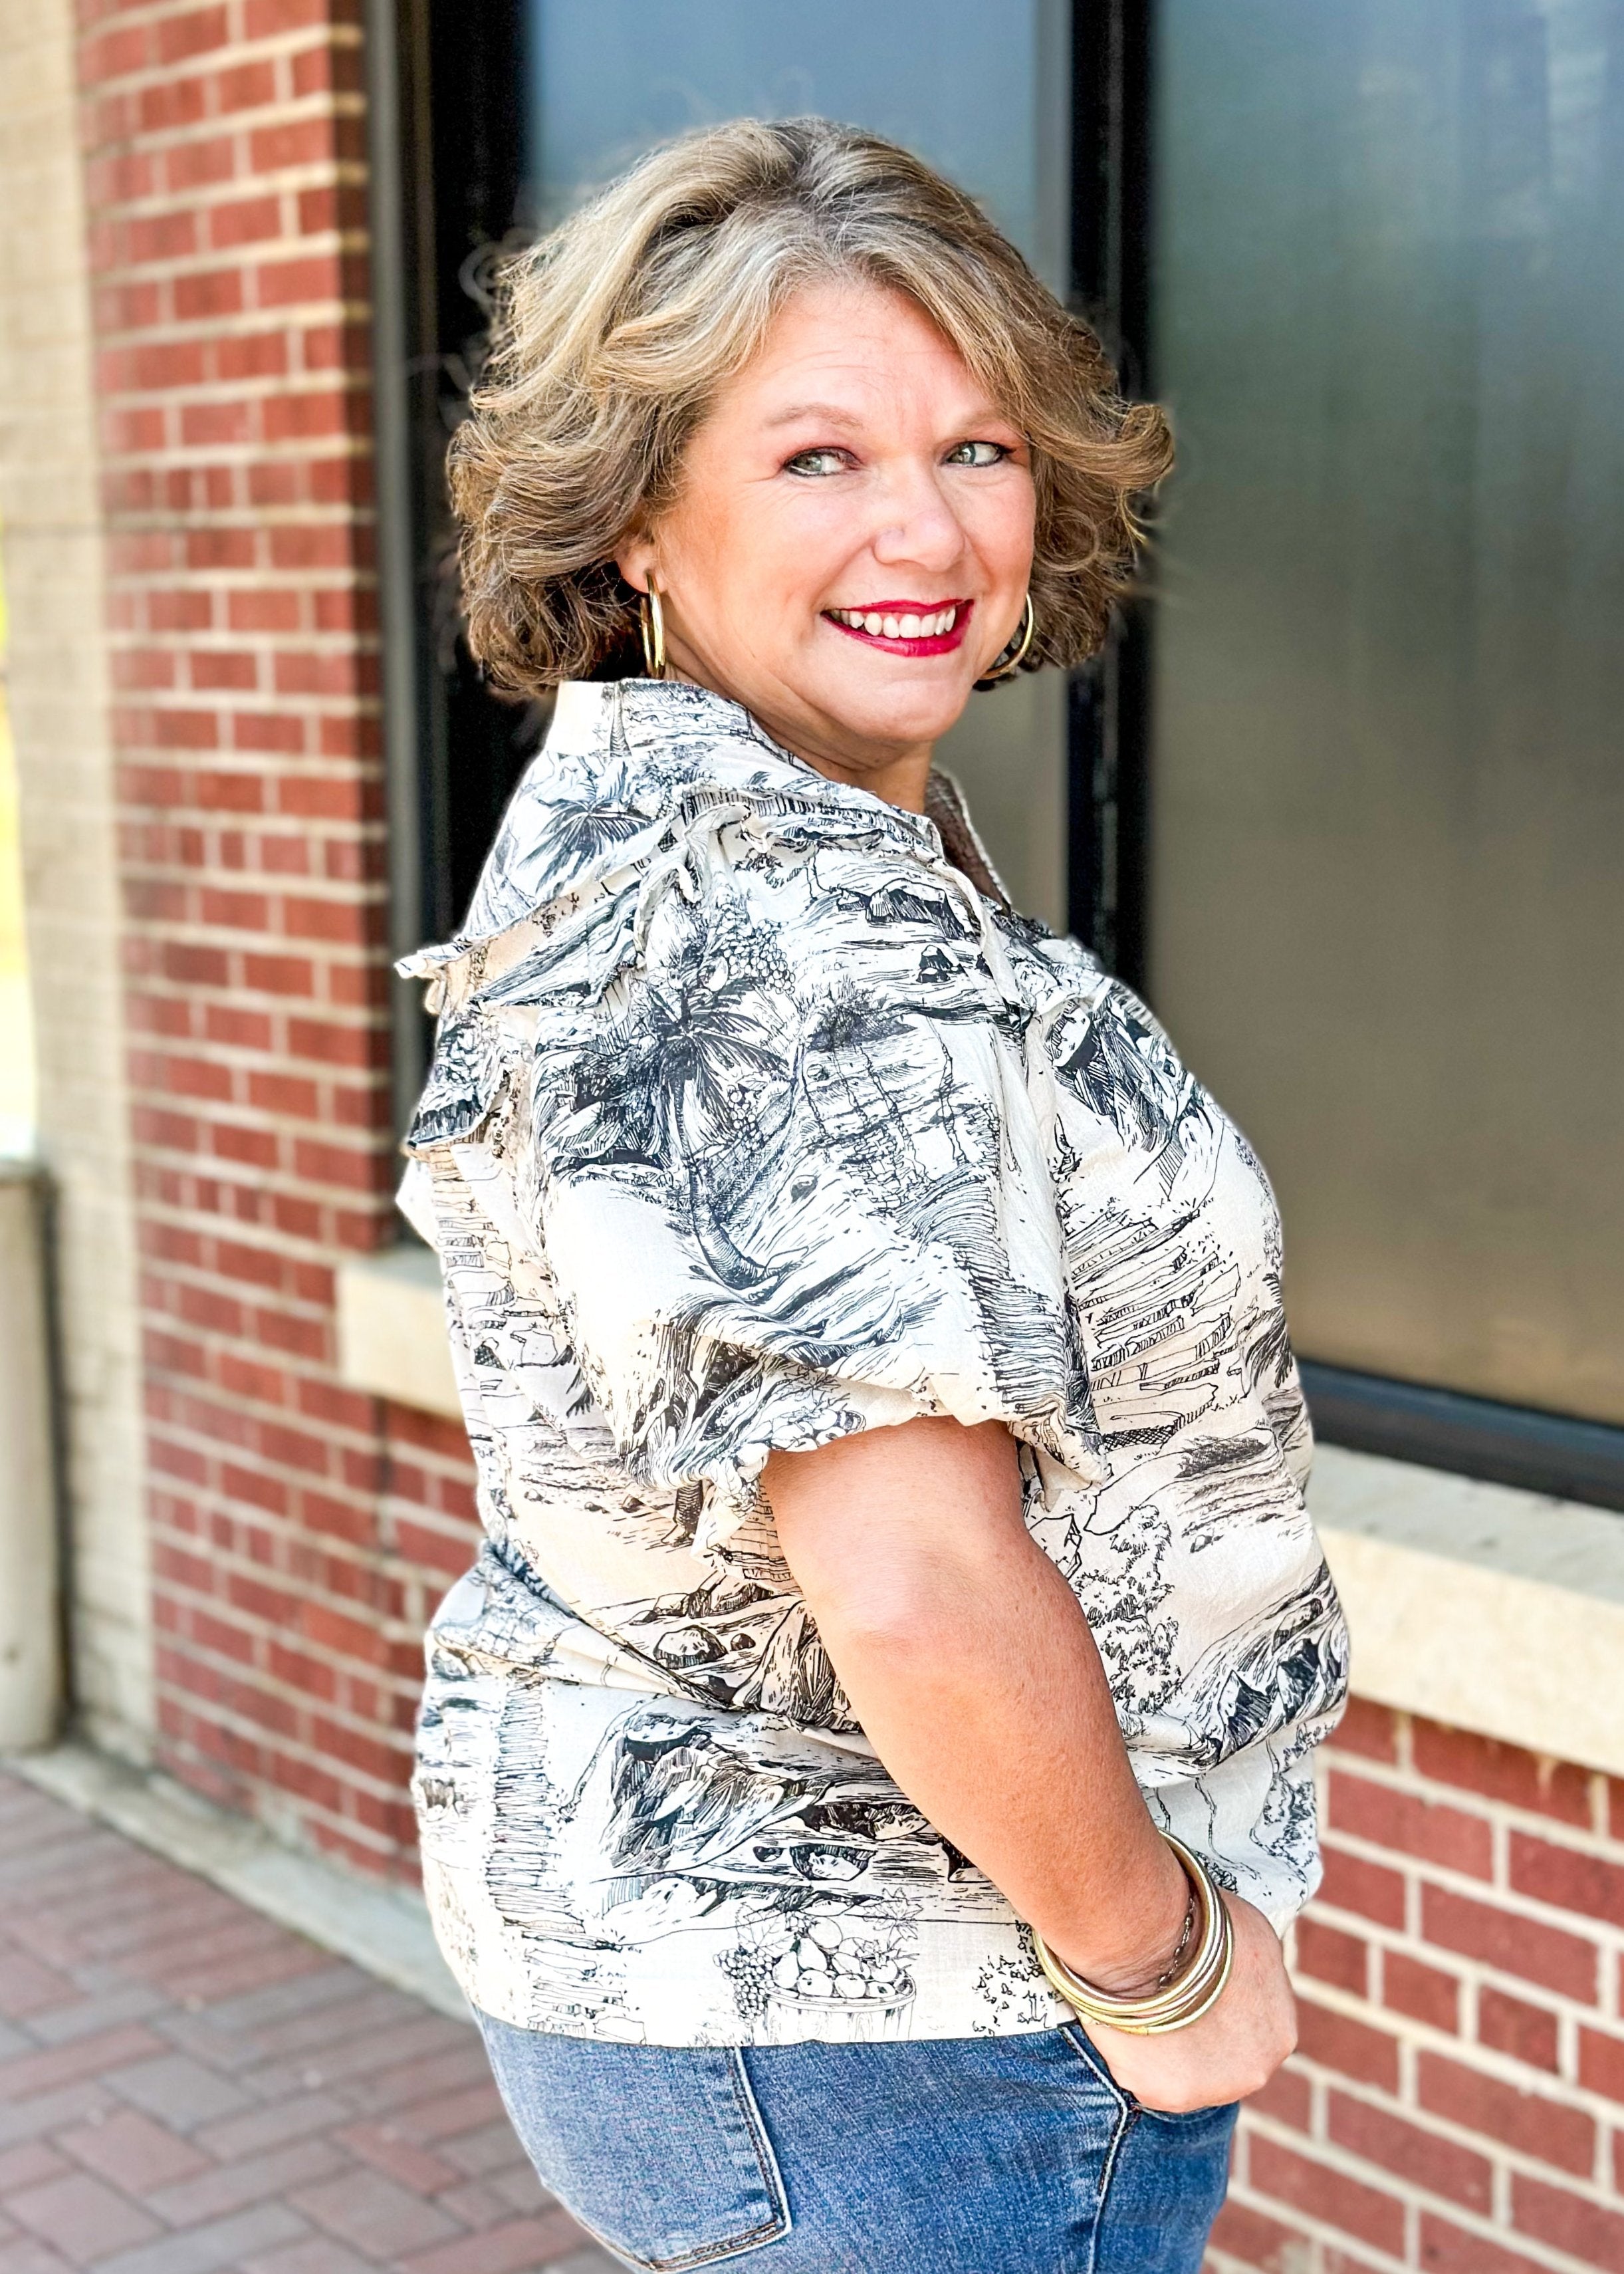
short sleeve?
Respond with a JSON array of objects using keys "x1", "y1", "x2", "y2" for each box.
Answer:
[{"x1": 497, "y1": 830, "x2": 1104, "y2": 1533}]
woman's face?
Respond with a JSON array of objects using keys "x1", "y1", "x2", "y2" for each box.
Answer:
[{"x1": 617, "y1": 278, "x2": 1036, "y2": 809}]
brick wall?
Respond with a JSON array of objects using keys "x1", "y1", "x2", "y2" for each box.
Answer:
[
  {"x1": 73, "y1": 0, "x2": 478, "y2": 1872},
  {"x1": 1212, "y1": 1703, "x2": 1624, "y2": 2273}
]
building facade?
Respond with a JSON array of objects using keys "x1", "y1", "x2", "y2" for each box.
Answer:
[{"x1": 0, "y1": 3, "x2": 1621, "y2": 2269}]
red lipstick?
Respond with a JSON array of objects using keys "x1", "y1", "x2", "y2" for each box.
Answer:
[{"x1": 822, "y1": 598, "x2": 974, "y2": 658}]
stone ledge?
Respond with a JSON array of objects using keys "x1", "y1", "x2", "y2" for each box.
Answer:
[
  {"x1": 1312, "y1": 1444, "x2": 1624, "y2": 1778},
  {"x1": 337, "y1": 1239, "x2": 459, "y2": 1417},
  {"x1": 337, "y1": 1245, "x2": 1624, "y2": 1778}
]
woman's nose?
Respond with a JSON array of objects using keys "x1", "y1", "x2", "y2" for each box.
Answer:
[{"x1": 868, "y1": 461, "x2": 968, "y2": 571}]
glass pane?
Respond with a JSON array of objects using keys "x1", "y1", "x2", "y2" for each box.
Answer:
[
  {"x1": 518, "y1": 0, "x2": 1071, "y2": 927},
  {"x1": 1148, "y1": 0, "x2": 1624, "y2": 1424}
]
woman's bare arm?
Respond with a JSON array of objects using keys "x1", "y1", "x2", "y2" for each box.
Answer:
[{"x1": 764, "y1": 1413, "x2": 1296, "y2": 2109}]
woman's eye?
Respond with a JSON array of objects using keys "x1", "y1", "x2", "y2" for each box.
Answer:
[
  {"x1": 945, "y1": 439, "x2": 1011, "y2": 468},
  {"x1": 783, "y1": 448, "x2": 850, "y2": 477}
]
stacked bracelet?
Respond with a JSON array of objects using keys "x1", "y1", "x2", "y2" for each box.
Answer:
[{"x1": 1031, "y1": 1833, "x2": 1235, "y2": 2036}]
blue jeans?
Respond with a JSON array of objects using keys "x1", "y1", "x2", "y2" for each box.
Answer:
[{"x1": 477, "y1": 2011, "x2": 1236, "y2": 2273}]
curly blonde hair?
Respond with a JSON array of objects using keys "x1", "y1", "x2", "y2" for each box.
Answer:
[{"x1": 449, "y1": 116, "x2": 1173, "y2": 693}]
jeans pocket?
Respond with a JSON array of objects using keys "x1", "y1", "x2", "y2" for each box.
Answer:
[
  {"x1": 1057, "y1": 2026, "x2": 1236, "y2": 2273},
  {"x1": 477, "y1": 2011, "x2": 790, "y2": 2271},
  {"x1": 1058, "y1": 2021, "x2": 1237, "y2": 2127}
]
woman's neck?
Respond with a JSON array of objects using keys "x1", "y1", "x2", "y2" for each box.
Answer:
[{"x1": 665, "y1": 664, "x2": 934, "y2": 815}]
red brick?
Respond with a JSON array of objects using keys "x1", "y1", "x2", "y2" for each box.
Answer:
[
  {"x1": 147, "y1": 590, "x2": 213, "y2": 633},
  {"x1": 185, "y1": 525, "x2": 257, "y2": 570},
  {"x1": 233, "y1": 709, "x2": 307, "y2": 753},
  {"x1": 1512, "y1": 2174, "x2": 1624, "y2": 2271},
  {"x1": 1329, "y1": 2090, "x2": 1492, "y2": 2211},
  {"x1": 1422, "y1": 1884, "x2": 1597, "y2": 2001},
  {"x1": 1330, "y1": 1771, "x2": 1493, "y2": 1879},
  {"x1": 209, "y1": 193, "x2": 284, "y2": 248},
  {"x1": 1296, "y1": 1917, "x2": 1369, "y2": 1997},
  {"x1": 1418, "y1": 2215, "x2": 1554, "y2": 2274},
  {"x1": 249, "y1": 119, "x2": 338, "y2": 175},
  {"x1": 228, "y1": 590, "x2": 302, "y2": 635},
  {"x1": 1330, "y1": 1698, "x2": 1401, "y2": 1764},
  {"x1": 1295, "y1": 1997, "x2": 1400, "y2": 2092},
  {"x1": 1478, "y1": 1987, "x2": 1560, "y2": 2071},
  {"x1": 383, "y1": 1520, "x2": 468, "y2": 1580},
  {"x1": 137, "y1": 74, "x2": 209, "y2": 132},
  {"x1": 1381, "y1": 1951, "x2": 1459, "y2": 2033},
  {"x1": 1418, "y1": 2051, "x2": 1594, "y2": 2175},
  {"x1": 164, "y1": 133, "x2": 237, "y2": 192},
  {"x1": 189, "y1": 648, "x2": 259, "y2": 691},
  {"x1": 1579, "y1": 2027, "x2": 1624, "y2": 2103},
  {"x1": 80, "y1": 22, "x2": 149, "y2": 82},
  {"x1": 191, "y1": 769, "x2": 267, "y2": 813},
  {"x1": 154, "y1": 6, "x2": 229, "y2": 65},
  {"x1": 291, "y1": 40, "x2": 361, "y2": 100},
  {"x1": 1248, "y1": 2136, "x2": 1405, "y2": 2258},
  {"x1": 1207, "y1": 2198, "x2": 1302, "y2": 2272},
  {"x1": 1247, "y1": 2060, "x2": 1312, "y2": 2132},
  {"x1": 88, "y1": 148, "x2": 156, "y2": 203},
  {"x1": 215, "y1": 57, "x2": 278, "y2": 112},
  {"x1": 1316, "y1": 1843, "x2": 1407, "y2": 1930},
  {"x1": 174, "y1": 267, "x2": 245, "y2": 322},
  {"x1": 217, "y1": 330, "x2": 292, "y2": 382},
  {"x1": 0, "y1": 2025, "x2": 167, "y2": 2101},
  {"x1": 272, "y1": 642, "x2": 366, "y2": 696},
  {"x1": 58, "y1": 2108, "x2": 209, "y2": 2192},
  {"x1": 1509, "y1": 1831, "x2": 1624, "y2": 1928},
  {"x1": 0, "y1": 2139, "x2": 72, "y2": 2192},
  {"x1": 1413, "y1": 1721, "x2": 1594, "y2": 1826},
  {"x1": 245, "y1": 0, "x2": 334, "y2": 31}
]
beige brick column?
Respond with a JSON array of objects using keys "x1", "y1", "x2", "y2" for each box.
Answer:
[{"x1": 0, "y1": 0, "x2": 153, "y2": 1757}]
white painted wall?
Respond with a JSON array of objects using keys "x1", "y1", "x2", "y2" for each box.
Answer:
[{"x1": 0, "y1": 0, "x2": 154, "y2": 1759}]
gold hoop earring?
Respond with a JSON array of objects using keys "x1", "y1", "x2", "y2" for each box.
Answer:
[
  {"x1": 974, "y1": 592, "x2": 1035, "y2": 689},
  {"x1": 639, "y1": 584, "x2": 667, "y2": 680}
]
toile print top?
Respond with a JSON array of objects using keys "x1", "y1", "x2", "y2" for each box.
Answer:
[{"x1": 397, "y1": 675, "x2": 1349, "y2": 2048}]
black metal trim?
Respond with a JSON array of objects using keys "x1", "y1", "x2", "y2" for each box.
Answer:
[
  {"x1": 1067, "y1": 0, "x2": 1155, "y2": 990},
  {"x1": 363, "y1": 0, "x2": 436, "y2": 1134},
  {"x1": 1299, "y1": 1363, "x2": 1624, "y2": 1515}
]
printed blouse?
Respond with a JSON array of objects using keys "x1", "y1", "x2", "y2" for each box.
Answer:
[{"x1": 398, "y1": 676, "x2": 1349, "y2": 2047}]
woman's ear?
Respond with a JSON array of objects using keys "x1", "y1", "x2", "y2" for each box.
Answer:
[{"x1": 615, "y1": 532, "x2": 656, "y2": 595}]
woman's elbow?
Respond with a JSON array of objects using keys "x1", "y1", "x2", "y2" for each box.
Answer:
[{"x1": 808, "y1": 1570, "x2": 968, "y2": 1676}]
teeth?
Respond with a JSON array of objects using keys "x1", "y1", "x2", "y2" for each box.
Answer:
[{"x1": 832, "y1": 606, "x2": 958, "y2": 636}]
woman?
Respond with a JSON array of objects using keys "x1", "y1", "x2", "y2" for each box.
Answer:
[{"x1": 400, "y1": 117, "x2": 1349, "y2": 2273}]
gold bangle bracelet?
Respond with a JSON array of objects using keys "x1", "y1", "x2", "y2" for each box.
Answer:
[
  {"x1": 1031, "y1": 1834, "x2": 1237, "y2": 2036},
  {"x1": 1036, "y1": 1834, "x2": 1226, "y2": 2024}
]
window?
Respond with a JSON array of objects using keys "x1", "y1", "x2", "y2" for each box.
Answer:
[
  {"x1": 372, "y1": 0, "x2": 1624, "y2": 1502},
  {"x1": 1141, "y1": 0, "x2": 1624, "y2": 1497}
]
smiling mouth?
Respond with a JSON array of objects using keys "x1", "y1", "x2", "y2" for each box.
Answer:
[{"x1": 822, "y1": 599, "x2": 973, "y2": 656}]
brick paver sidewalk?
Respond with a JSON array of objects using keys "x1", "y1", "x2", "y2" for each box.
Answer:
[{"x1": 0, "y1": 1771, "x2": 616, "y2": 2274}]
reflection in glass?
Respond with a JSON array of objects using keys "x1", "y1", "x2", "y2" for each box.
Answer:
[{"x1": 1149, "y1": 0, "x2": 1624, "y2": 1421}]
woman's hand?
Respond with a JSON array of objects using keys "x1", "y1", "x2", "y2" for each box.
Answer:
[{"x1": 1076, "y1": 1893, "x2": 1297, "y2": 2114}]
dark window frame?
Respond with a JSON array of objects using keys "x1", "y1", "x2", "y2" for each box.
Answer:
[{"x1": 367, "y1": 0, "x2": 1624, "y2": 1508}]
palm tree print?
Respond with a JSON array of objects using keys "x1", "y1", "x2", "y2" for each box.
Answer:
[{"x1": 400, "y1": 678, "x2": 1347, "y2": 2047}]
